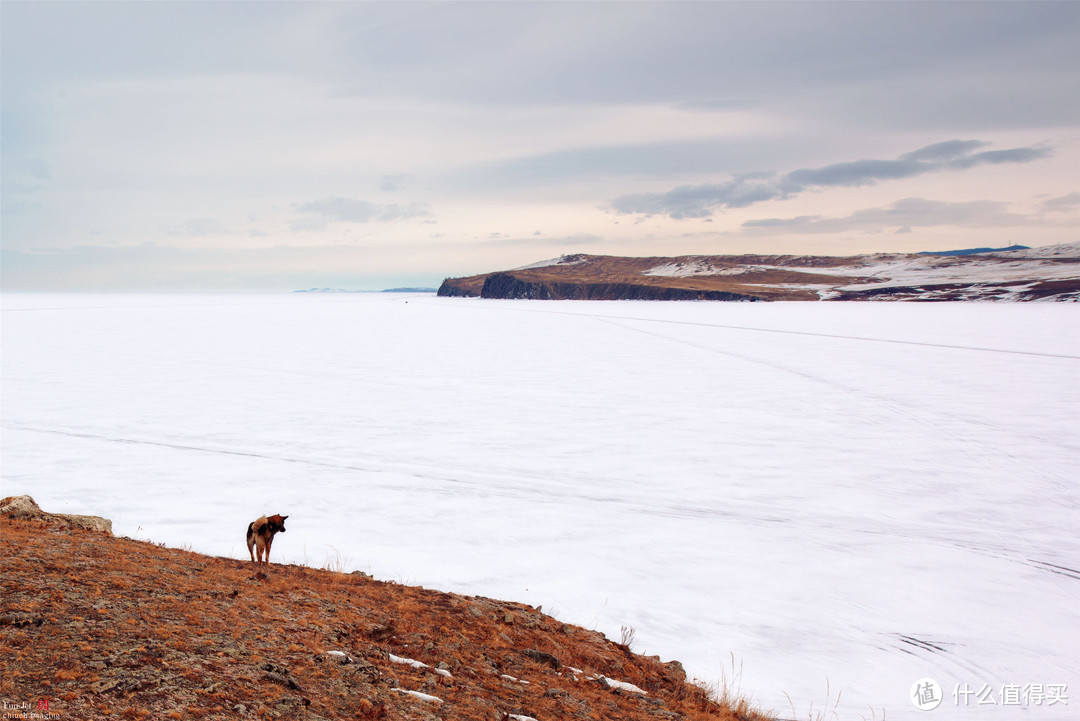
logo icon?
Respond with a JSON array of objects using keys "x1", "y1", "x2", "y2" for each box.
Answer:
[{"x1": 912, "y1": 678, "x2": 943, "y2": 711}]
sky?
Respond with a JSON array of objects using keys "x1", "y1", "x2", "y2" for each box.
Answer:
[{"x1": 2, "y1": 1, "x2": 1078, "y2": 291}]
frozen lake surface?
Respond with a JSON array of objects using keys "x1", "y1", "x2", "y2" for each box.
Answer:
[{"x1": 2, "y1": 293, "x2": 1077, "y2": 719}]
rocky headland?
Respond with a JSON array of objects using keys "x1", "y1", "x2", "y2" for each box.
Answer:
[{"x1": 438, "y1": 243, "x2": 1080, "y2": 302}]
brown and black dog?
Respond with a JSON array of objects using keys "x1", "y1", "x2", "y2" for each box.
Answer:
[{"x1": 246, "y1": 514, "x2": 288, "y2": 564}]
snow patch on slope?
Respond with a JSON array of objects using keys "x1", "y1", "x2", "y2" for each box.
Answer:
[
  {"x1": 512, "y1": 255, "x2": 588, "y2": 271},
  {"x1": 644, "y1": 261, "x2": 774, "y2": 277}
]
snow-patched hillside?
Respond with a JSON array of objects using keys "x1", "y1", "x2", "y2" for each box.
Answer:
[
  {"x1": 444, "y1": 243, "x2": 1080, "y2": 301},
  {"x1": 641, "y1": 242, "x2": 1080, "y2": 301}
]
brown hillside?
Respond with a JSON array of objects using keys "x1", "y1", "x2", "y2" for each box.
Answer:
[
  {"x1": 0, "y1": 508, "x2": 772, "y2": 721},
  {"x1": 437, "y1": 255, "x2": 833, "y2": 301},
  {"x1": 437, "y1": 249, "x2": 1080, "y2": 302}
]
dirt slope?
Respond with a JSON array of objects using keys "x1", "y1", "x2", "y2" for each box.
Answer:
[{"x1": 0, "y1": 510, "x2": 770, "y2": 721}]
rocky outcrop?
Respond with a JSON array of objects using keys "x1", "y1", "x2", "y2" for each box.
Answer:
[
  {"x1": 1, "y1": 494, "x2": 113, "y2": 534},
  {"x1": 477, "y1": 273, "x2": 766, "y2": 301},
  {"x1": 436, "y1": 278, "x2": 481, "y2": 297}
]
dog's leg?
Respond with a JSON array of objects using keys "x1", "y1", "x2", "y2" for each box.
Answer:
[
  {"x1": 246, "y1": 523, "x2": 256, "y2": 562},
  {"x1": 265, "y1": 535, "x2": 274, "y2": 564}
]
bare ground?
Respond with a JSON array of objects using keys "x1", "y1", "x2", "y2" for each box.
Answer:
[{"x1": 0, "y1": 512, "x2": 771, "y2": 721}]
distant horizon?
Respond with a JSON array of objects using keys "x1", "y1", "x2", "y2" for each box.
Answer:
[
  {"x1": 5, "y1": 240, "x2": 1072, "y2": 295},
  {"x1": 3, "y1": 2, "x2": 1077, "y2": 291}
]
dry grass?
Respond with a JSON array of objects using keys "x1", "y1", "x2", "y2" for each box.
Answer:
[{"x1": 1, "y1": 515, "x2": 775, "y2": 721}]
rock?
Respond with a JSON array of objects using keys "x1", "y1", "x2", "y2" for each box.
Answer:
[
  {"x1": 0, "y1": 612, "x2": 43, "y2": 628},
  {"x1": 1, "y1": 495, "x2": 113, "y2": 534},
  {"x1": 349, "y1": 659, "x2": 381, "y2": 683},
  {"x1": 264, "y1": 671, "x2": 304, "y2": 692},
  {"x1": 522, "y1": 649, "x2": 561, "y2": 670},
  {"x1": 322, "y1": 650, "x2": 352, "y2": 664},
  {"x1": 1, "y1": 495, "x2": 45, "y2": 519},
  {"x1": 474, "y1": 272, "x2": 765, "y2": 302},
  {"x1": 662, "y1": 660, "x2": 686, "y2": 685},
  {"x1": 369, "y1": 622, "x2": 396, "y2": 641},
  {"x1": 90, "y1": 678, "x2": 122, "y2": 694}
]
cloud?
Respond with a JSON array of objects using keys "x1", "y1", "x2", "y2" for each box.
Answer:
[
  {"x1": 288, "y1": 216, "x2": 330, "y2": 233},
  {"x1": 899, "y1": 140, "x2": 988, "y2": 162},
  {"x1": 741, "y1": 197, "x2": 1033, "y2": 235},
  {"x1": 1042, "y1": 191, "x2": 1080, "y2": 212},
  {"x1": 948, "y1": 147, "x2": 1051, "y2": 169},
  {"x1": 612, "y1": 177, "x2": 785, "y2": 219},
  {"x1": 458, "y1": 137, "x2": 809, "y2": 193},
  {"x1": 292, "y1": 197, "x2": 432, "y2": 230},
  {"x1": 611, "y1": 141, "x2": 1052, "y2": 219},
  {"x1": 380, "y1": 174, "x2": 416, "y2": 192}
]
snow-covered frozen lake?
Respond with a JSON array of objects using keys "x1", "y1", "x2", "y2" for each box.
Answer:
[{"x1": 2, "y1": 293, "x2": 1077, "y2": 719}]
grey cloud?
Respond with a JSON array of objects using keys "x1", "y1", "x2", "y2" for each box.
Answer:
[
  {"x1": 288, "y1": 216, "x2": 329, "y2": 233},
  {"x1": 950, "y1": 147, "x2": 1052, "y2": 169},
  {"x1": 461, "y1": 137, "x2": 807, "y2": 192},
  {"x1": 296, "y1": 198, "x2": 382, "y2": 223},
  {"x1": 380, "y1": 174, "x2": 416, "y2": 192},
  {"x1": 612, "y1": 178, "x2": 785, "y2": 219},
  {"x1": 740, "y1": 215, "x2": 820, "y2": 230},
  {"x1": 674, "y1": 98, "x2": 755, "y2": 112},
  {"x1": 741, "y1": 198, "x2": 1033, "y2": 235},
  {"x1": 613, "y1": 141, "x2": 1052, "y2": 219},
  {"x1": 376, "y1": 202, "x2": 432, "y2": 222},
  {"x1": 7, "y1": 2, "x2": 1075, "y2": 127},
  {"x1": 783, "y1": 158, "x2": 926, "y2": 189},
  {"x1": 899, "y1": 140, "x2": 988, "y2": 162},
  {"x1": 1043, "y1": 192, "x2": 1080, "y2": 212}
]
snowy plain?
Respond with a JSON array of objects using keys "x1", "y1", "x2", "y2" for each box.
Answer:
[{"x1": 2, "y1": 293, "x2": 1078, "y2": 720}]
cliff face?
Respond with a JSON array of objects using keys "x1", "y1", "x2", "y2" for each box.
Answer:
[
  {"x1": 438, "y1": 246, "x2": 1080, "y2": 302},
  {"x1": 478, "y1": 273, "x2": 765, "y2": 302},
  {"x1": 0, "y1": 503, "x2": 768, "y2": 721}
]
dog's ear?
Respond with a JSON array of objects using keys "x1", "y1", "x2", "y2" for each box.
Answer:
[{"x1": 282, "y1": 515, "x2": 289, "y2": 520}]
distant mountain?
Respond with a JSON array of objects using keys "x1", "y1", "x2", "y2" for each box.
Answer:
[
  {"x1": 918, "y1": 245, "x2": 1030, "y2": 256},
  {"x1": 438, "y1": 242, "x2": 1080, "y2": 302}
]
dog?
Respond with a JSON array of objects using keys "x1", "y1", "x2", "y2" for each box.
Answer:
[{"x1": 246, "y1": 514, "x2": 288, "y2": 564}]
